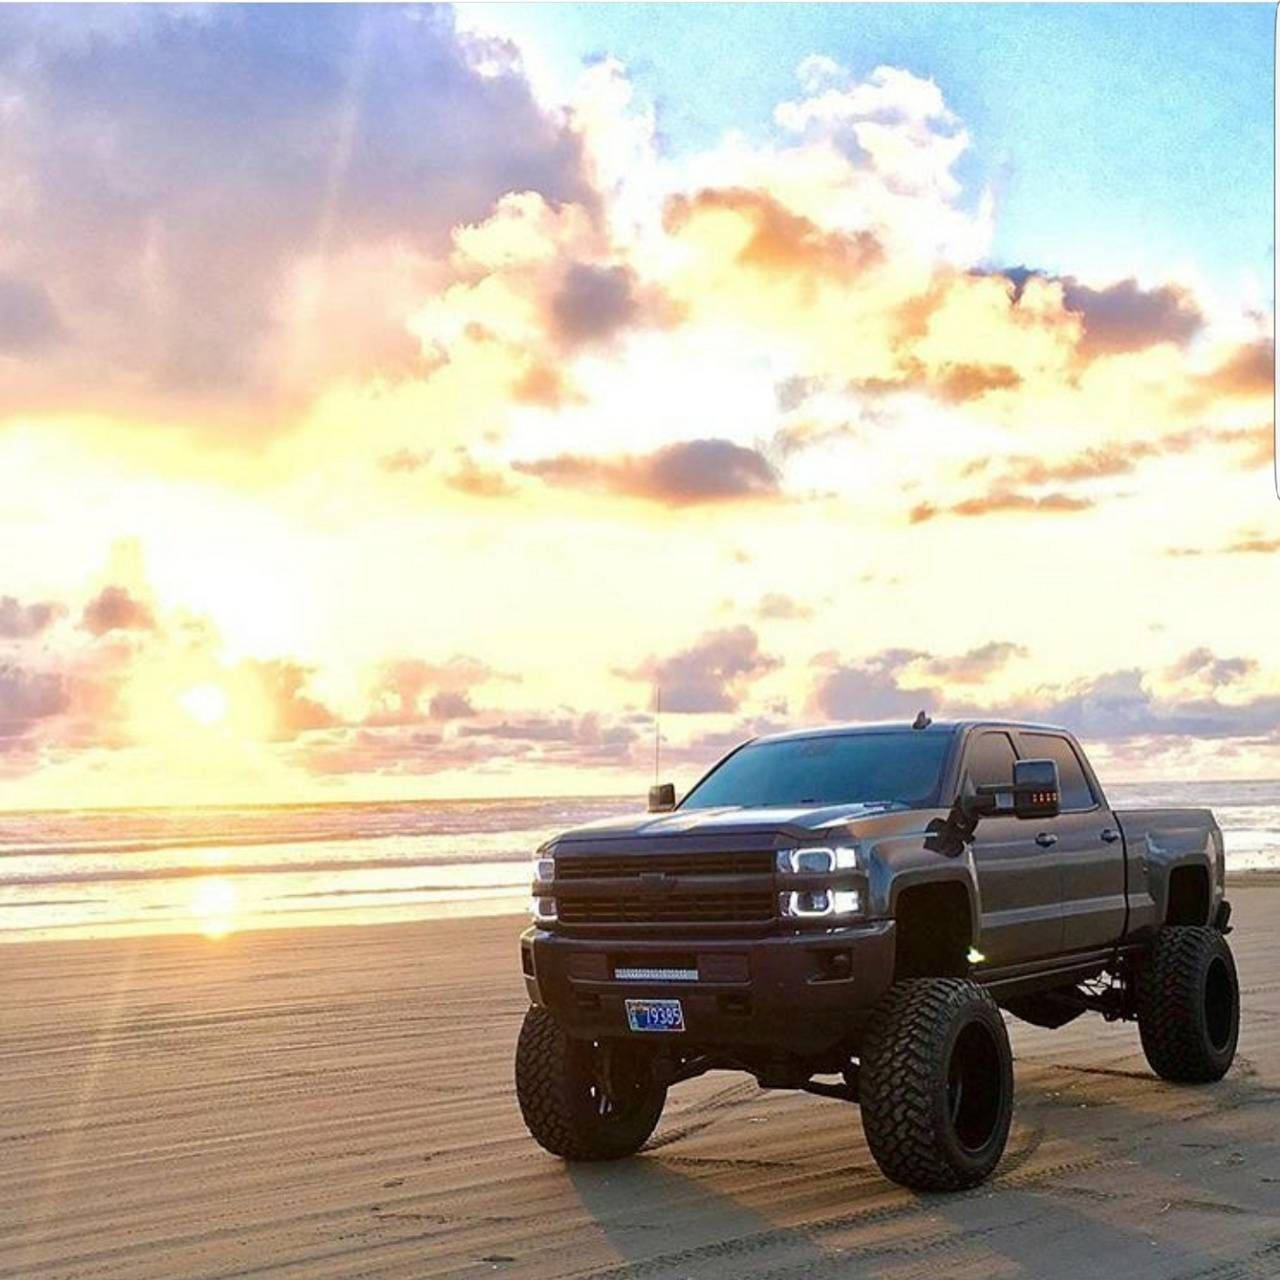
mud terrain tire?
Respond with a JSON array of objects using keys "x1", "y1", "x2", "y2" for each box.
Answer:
[
  {"x1": 859, "y1": 979, "x2": 1013, "y2": 1191},
  {"x1": 515, "y1": 1006, "x2": 666, "y2": 1160},
  {"x1": 1137, "y1": 926, "x2": 1239, "y2": 1083}
]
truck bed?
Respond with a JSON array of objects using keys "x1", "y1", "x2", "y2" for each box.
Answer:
[{"x1": 1113, "y1": 807, "x2": 1224, "y2": 938}]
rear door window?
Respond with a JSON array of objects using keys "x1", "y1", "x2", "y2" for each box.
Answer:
[{"x1": 1021, "y1": 733, "x2": 1095, "y2": 810}]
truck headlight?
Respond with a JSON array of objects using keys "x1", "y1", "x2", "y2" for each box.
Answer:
[
  {"x1": 530, "y1": 895, "x2": 558, "y2": 924},
  {"x1": 776, "y1": 845, "x2": 860, "y2": 874},
  {"x1": 780, "y1": 888, "x2": 863, "y2": 918},
  {"x1": 529, "y1": 855, "x2": 556, "y2": 923}
]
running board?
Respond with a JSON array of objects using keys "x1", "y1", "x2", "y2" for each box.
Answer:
[{"x1": 976, "y1": 945, "x2": 1144, "y2": 1001}]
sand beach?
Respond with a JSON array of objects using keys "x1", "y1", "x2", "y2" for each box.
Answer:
[{"x1": 3, "y1": 882, "x2": 1278, "y2": 1279}]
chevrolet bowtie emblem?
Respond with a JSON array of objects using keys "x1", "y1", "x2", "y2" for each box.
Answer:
[{"x1": 638, "y1": 872, "x2": 676, "y2": 894}]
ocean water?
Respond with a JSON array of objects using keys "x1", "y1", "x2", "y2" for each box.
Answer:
[{"x1": 1, "y1": 780, "x2": 1277, "y2": 942}]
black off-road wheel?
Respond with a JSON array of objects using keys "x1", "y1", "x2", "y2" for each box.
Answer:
[
  {"x1": 515, "y1": 1006, "x2": 667, "y2": 1160},
  {"x1": 1136, "y1": 926, "x2": 1239, "y2": 1083},
  {"x1": 859, "y1": 979, "x2": 1014, "y2": 1191}
]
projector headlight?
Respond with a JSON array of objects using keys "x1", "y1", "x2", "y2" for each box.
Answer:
[
  {"x1": 529, "y1": 854, "x2": 556, "y2": 924},
  {"x1": 776, "y1": 845, "x2": 860, "y2": 874},
  {"x1": 530, "y1": 896, "x2": 558, "y2": 924},
  {"x1": 780, "y1": 888, "x2": 863, "y2": 919}
]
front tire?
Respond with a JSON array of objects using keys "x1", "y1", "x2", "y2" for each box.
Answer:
[
  {"x1": 1136, "y1": 926, "x2": 1239, "y2": 1083},
  {"x1": 515, "y1": 1006, "x2": 667, "y2": 1160},
  {"x1": 859, "y1": 979, "x2": 1014, "y2": 1191}
]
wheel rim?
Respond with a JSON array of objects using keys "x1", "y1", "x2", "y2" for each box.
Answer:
[
  {"x1": 1204, "y1": 956, "x2": 1235, "y2": 1052},
  {"x1": 583, "y1": 1041, "x2": 653, "y2": 1125},
  {"x1": 946, "y1": 1021, "x2": 1004, "y2": 1154}
]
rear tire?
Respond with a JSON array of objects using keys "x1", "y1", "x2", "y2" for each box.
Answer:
[
  {"x1": 1136, "y1": 926, "x2": 1239, "y2": 1083},
  {"x1": 515, "y1": 1006, "x2": 667, "y2": 1160},
  {"x1": 859, "y1": 979, "x2": 1014, "y2": 1191}
]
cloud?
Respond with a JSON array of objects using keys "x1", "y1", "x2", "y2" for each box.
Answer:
[
  {"x1": 932, "y1": 362, "x2": 1022, "y2": 403},
  {"x1": 379, "y1": 448, "x2": 434, "y2": 475},
  {"x1": 757, "y1": 592, "x2": 813, "y2": 621},
  {"x1": 1010, "y1": 669, "x2": 1280, "y2": 742},
  {"x1": 303, "y1": 708, "x2": 640, "y2": 776},
  {"x1": 511, "y1": 360, "x2": 581, "y2": 408},
  {"x1": 966, "y1": 426, "x2": 1271, "y2": 494},
  {"x1": 850, "y1": 357, "x2": 1023, "y2": 405},
  {"x1": 80, "y1": 586, "x2": 155, "y2": 637},
  {"x1": 995, "y1": 445, "x2": 1141, "y2": 484},
  {"x1": 1167, "y1": 647, "x2": 1256, "y2": 687},
  {"x1": 921, "y1": 642, "x2": 1027, "y2": 683},
  {"x1": 366, "y1": 655, "x2": 497, "y2": 726},
  {"x1": 549, "y1": 263, "x2": 639, "y2": 345},
  {"x1": 910, "y1": 490, "x2": 1094, "y2": 523},
  {"x1": 664, "y1": 187, "x2": 883, "y2": 280},
  {"x1": 810, "y1": 647, "x2": 1280, "y2": 744},
  {"x1": 809, "y1": 648, "x2": 935, "y2": 721},
  {"x1": 776, "y1": 375, "x2": 821, "y2": 412},
  {"x1": 773, "y1": 62, "x2": 971, "y2": 216},
  {"x1": 1223, "y1": 534, "x2": 1280, "y2": 554},
  {"x1": 1166, "y1": 530, "x2": 1280, "y2": 556},
  {"x1": 0, "y1": 595, "x2": 62, "y2": 639},
  {"x1": 241, "y1": 659, "x2": 336, "y2": 741},
  {"x1": 444, "y1": 454, "x2": 519, "y2": 498},
  {"x1": 1062, "y1": 278, "x2": 1202, "y2": 355},
  {"x1": 772, "y1": 417, "x2": 862, "y2": 458},
  {"x1": 427, "y1": 690, "x2": 475, "y2": 721},
  {"x1": 621, "y1": 626, "x2": 780, "y2": 713},
  {"x1": 514, "y1": 439, "x2": 780, "y2": 506},
  {"x1": 0, "y1": 5, "x2": 587, "y2": 422},
  {"x1": 1201, "y1": 339, "x2": 1274, "y2": 397},
  {"x1": 0, "y1": 663, "x2": 68, "y2": 743},
  {"x1": 994, "y1": 268, "x2": 1204, "y2": 355}
]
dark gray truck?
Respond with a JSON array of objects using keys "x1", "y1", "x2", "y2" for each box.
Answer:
[{"x1": 515, "y1": 718, "x2": 1238, "y2": 1190}]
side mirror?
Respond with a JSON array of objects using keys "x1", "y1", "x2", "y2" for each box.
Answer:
[
  {"x1": 971, "y1": 759, "x2": 1060, "y2": 821},
  {"x1": 648, "y1": 782, "x2": 676, "y2": 813},
  {"x1": 1011, "y1": 758, "x2": 1060, "y2": 819}
]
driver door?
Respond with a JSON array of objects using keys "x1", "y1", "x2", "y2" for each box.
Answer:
[{"x1": 961, "y1": 730, "x2": 1065, "y2": 966}]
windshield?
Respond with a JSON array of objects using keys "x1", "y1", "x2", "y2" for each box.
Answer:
[{"x1": 679, "y1": 731, "x2": 953, "y2": 810}]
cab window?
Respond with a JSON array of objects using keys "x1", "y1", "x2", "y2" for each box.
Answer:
[{"x1": 1022, "y1": 733, "x2": 1095, "y2": 810}]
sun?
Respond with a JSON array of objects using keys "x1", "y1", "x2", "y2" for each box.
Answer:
[{"x1": 178, "y1": 682, "x2": 230, "y2": 727}]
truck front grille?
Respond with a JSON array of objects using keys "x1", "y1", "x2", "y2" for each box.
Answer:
[
  {"x1": 553, "y1": 847, "x2": 779, "y2": 929},
  {"x1": 557, "y1": 851, "x2": 775, "y2": 880},
  {"x1": 557, "y1": 888, "x2": 775, "y2": 926}
]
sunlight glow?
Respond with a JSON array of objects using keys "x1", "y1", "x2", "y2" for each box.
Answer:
[
  {"x1": 190, "y1": 876, "x2": 238, "y2": 939},
  {"x1": 179, "y1": 683, "x2": 230, "y2": 727}
]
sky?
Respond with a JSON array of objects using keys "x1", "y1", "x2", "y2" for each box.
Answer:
[{"x1": 0, "y1": 3, "x2": 1274, "y2": 809}]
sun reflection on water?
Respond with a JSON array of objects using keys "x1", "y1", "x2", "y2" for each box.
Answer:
[{"x1": 190, "y1": 876, "x2": 238, "y2": 939}]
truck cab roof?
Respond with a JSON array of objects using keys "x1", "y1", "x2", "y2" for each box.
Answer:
[{"x1": 750, "y1": 718, "x2": 1075, "y2": 745}]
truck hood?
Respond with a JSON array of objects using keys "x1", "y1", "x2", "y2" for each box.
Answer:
[{"x1": 552, "y1": 801, "x2": 902, "y2": 844}]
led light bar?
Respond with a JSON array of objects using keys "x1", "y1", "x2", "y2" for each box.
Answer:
[{"x1": 613, "y1": 966, "x2": 699, "y2": 982}]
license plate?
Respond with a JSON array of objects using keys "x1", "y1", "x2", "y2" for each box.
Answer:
[{"x1": 625, "y1": 998, "x2": 685, "y2": 1033}]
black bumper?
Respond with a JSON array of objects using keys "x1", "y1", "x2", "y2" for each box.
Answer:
[{"x1": 521, "y1": 921, "x2": 897, "y2": 1055}]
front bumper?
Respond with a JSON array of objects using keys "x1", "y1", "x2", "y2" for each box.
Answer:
[{"x1": 521, "y1": 920, "x2": 897, "y2": 1055}]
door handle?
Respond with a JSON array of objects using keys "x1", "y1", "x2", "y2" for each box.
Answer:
[
  {"x1": 1035, "y1": 832, "x2": 1058, "y2": 848},
  {"x1": 1101, "y1": 828, "x2": 1120, "y2": 844}
]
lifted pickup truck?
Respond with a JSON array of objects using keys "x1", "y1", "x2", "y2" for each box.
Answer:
[{"x1": 515, "y1": 718, "x2": 1238, "y2": 1190}]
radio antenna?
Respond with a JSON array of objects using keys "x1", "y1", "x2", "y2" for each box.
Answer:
[{"x1": 654, "y1": 686, "x2": 662, "y2": 782}]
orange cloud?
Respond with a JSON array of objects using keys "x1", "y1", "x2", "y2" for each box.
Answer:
[
  {"x1": 911, "y1": 490, "x2": 1094, "y2": 522},
  {"x1": 1204, "y1": 339, "x2": 1274, "y2": 397},
  {"x1": 665, "y1": 187, "x2": 883, "y2": 280}
]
